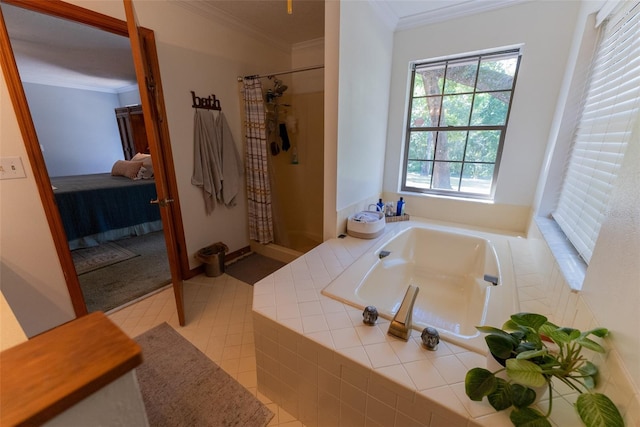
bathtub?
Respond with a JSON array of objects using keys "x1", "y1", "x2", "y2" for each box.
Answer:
[{"x1": 321, "y1": 222, "x2": 517, "y2": 354}]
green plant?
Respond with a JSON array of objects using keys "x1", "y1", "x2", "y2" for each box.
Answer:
[{"x1": 465, "y1": 312, "x2": 624, "y2": 427}]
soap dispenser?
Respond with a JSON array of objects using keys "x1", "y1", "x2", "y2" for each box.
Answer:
[
  {"x1": 396, "y1": 197, "x2": 405, "y2": 216},
  {"x1": 376, "y1": 198, "x2": 384, "y2": 212}
]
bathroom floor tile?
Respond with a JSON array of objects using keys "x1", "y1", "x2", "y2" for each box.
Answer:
[{"x1": 108, "y1": 273, "x2": 301, "y2": 427}]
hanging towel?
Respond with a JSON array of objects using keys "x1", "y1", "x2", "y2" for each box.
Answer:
[
  {"x1": 191, "y1": 109, "x2": 223, "y2": 214},
  {"x1": 279, "y1": 123, "x2": 290, "y2": 152},
  {"x1": 192, "y1": 110, "x2": 243, "y2": 214},
  {"x1": 216, "y1": 112, "x2": 243, "y2": 207}
]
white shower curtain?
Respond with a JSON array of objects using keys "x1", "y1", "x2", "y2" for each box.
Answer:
[{"x1": 242, "y1": 78, "x2": 273, "y2": 244}]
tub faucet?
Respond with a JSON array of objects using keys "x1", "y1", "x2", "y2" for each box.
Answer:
[{"x1": 388, "y1": 285, "x2": 419, "y2": 341}]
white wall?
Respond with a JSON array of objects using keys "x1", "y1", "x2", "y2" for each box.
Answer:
[
  {"x1": 581, "y1": 113, "x2": 640, "y2": 391},
  {"x1": 336, "y1": 1, "x2": 394, "y2": 219},
  {"x1": 117, "y1": 87, "x2": 140, "y2": 106},
  {"x1": 0, "y1": 76, "x2": 75, "y2": 337},
  {"x1": 0, "y1": 0, "x2": 294, "y2": 337},
  {"x1": 383, "y1": 1, "x2": 581, "y2": 231},
  {"x1": 131, "y1": 1, "x2": 292, "y2": 266},
  {"x1": 23, "y1": 83, "x2": 124, "y2": 177}
]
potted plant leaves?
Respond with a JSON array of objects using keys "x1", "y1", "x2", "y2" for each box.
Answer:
[{"x1": 464, "y1": 312, "x2": 624, "y2": 427}]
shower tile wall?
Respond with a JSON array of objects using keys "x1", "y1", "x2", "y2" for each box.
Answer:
[
  {"x1": 270, "y1": 91, "x2": 324, "y2": 252},
  {"x1": 253, "y1": 222, "x2": 640, "y2": 426}
]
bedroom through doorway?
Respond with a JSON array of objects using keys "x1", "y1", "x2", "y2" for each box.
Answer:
[
  {"x1": 73, "y1": 231, "x2": 171, "y2": 313},
  {"x1": 2, "y1": 2, "x2": 173, "y2": 314}
]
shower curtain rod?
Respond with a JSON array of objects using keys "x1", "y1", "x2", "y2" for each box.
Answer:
[{"x1": 238, "y1": 64, "x2": 324, "y2": 81}]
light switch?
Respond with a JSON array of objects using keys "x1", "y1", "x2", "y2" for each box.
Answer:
[{"x1": 0, "y1": 156, "x2": 27, "y2": 180}]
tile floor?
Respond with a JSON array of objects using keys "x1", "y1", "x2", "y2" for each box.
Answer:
[{"x1": 108, "y1": 272, "x2": 302, "y2": 427}]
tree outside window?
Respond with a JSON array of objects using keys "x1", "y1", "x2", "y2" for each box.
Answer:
[{"x1": 403, "y1": 49, "x2": 521, "y2": 199}]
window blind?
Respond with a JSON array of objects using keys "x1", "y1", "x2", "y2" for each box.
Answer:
[{"x1": 553, "y1": 1, "x2": 640, "y2": 264}]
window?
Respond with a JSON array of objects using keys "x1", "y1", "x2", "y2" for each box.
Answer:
[
  {"x1": 402, "y1": 49, "x2": 521, "y2": 199},
  {"x1": 553, "y1": 1, "x2": 640, "y2": 264}
]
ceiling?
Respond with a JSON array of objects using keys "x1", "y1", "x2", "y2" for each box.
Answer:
[
  {"x1": 2, "y1": 2, "x2": 136, "y2": 92},
  {"x1": 1, "y1": 0, "x2": 522, "y2": 92}
]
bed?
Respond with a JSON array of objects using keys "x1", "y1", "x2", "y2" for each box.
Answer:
[{"x1": 51, "y1": 173, "x2": 163, "y2": 250}]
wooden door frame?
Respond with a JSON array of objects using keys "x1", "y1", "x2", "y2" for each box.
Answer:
[{"x1": 0, "y1": 0, "x2": 190, "y2": 319}]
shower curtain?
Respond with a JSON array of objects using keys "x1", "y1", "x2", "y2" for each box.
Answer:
[{"x1": 242, "y1": 78, "x2": 273, "y2": 244}]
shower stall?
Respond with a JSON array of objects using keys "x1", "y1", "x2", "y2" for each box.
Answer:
[{"x1": 243, "y1": 65, "x2": 324, "y2": 259}]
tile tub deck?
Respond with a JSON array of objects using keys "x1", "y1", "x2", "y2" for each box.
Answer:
[{"x1": 252, "y1": 217, "x2": 598, "y2": 427}]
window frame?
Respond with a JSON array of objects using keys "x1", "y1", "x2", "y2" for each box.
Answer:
[{"x1": 401, "y1": 48, "x2": 522, "y2": 200}]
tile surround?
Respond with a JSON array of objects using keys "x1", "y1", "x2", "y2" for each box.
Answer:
[
  {"x1": 253, "y1": 218, "x2": 640, "y2": 426},
  {"x1": 108, "y1": 216, "x2": 639, "y2": 426}
]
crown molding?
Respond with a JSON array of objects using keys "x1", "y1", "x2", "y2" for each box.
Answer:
[
  {"x1": 402, "y1": 0, "x2": 528, "y2": 31},
  {"x1": 368, "y1": 0, "x2": 529, "y2": 32},
  {"x1": 172, "y1": 0, "x2": 292, "y2": 54}
]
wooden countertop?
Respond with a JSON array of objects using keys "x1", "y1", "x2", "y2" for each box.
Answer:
[{"x1": 0, "y1": 312, "x2": 142, "y2": 426}]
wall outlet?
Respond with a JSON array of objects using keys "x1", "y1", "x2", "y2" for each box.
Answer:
[{"x1": 0, "y1": 156, "x2": 27, "y2": 180}]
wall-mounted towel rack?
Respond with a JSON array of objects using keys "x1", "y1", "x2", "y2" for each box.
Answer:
[{"x1": 191, "y1": 91, "x2": 221, "y2": 111}]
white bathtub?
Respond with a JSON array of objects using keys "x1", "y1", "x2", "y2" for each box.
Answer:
[{"x1": 321, "y1": 222, "x2": 517, "y2": 353}]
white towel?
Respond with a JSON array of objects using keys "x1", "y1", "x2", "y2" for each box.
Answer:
[
  {"x1": 217, "y1": 112, "x2": 243, "y2": 207},
  {"x1": 191, "y1": 110, "x2": 243, "y2": 214},
  {"x1": 352, "y1": 212, "x2": 381, "y2": 223},
  {"x1": 191, "y1": 110, "x2": 221, "y2": 214}
]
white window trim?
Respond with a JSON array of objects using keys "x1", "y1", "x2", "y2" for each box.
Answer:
[{"x1": 401, "y1": 47, "x2": 522, "y2": 200}]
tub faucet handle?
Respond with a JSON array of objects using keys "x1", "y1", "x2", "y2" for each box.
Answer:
[
  {"x1": 421, "y1": 327, "x2": 440, "y2": 351},
  {"x1": 362, "y1": 306, "x2": 378, "y2": 325}
]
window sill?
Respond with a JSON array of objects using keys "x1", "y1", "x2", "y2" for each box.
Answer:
[
  {"x1": 534, "y1": 216, "x2": 586, "y2": 291},
  {"x1": 400, "y1": 190, "x2": 495, "y2": 205}
]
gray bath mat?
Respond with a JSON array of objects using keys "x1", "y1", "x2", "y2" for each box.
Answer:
[
  {"x1": 134, "y1": 323, "x2": 274, "y2": 426},
  {"x1": 225, "y1": 253, "x2": 285, "y2": 285}
]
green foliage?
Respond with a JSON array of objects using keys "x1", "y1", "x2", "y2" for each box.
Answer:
[
  {"x1": 509, "y1": 407, "x2": 552, "y2": 427},
  {"x1": 465, "y1": 367, "x2": 496, "y2": 401},
  {"x1": 576, "y1": 393, "x2": 625, "y2": 427},
  {"x1": 511, "y1": 384, "x2": 536, "y2": 408},
  {"x1": 464, "y1": 312, "x2": 624, "y2": 426},
  {"x1": 488, "y1": 378, "x2": 513, "y2": 410},
  {"x1": 406, "y1": 54, "x2": 515, "y2": 188}
]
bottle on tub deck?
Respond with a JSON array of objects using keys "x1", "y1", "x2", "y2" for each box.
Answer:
[
  {"x1": 376, "y1": 198, "x2": 384, "y2": 213},
  {"x1": 396, "y1": 197, "x2": 405, "y2": 216}
]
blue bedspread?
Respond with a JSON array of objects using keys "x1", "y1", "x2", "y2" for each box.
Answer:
[{"x1": 51, "y1": 174, "x2": 161, "y2": 244}]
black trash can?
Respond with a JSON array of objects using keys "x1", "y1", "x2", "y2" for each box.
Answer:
[{"x1": 196, "y1": 242, "x2": 228, "y2": 277}]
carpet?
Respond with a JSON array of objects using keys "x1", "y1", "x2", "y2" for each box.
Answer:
[
  {"x1": 72, "y1": 242, "x2": 138, "y2": 275},
  {"x1": 224, "y1": 253, "x2": 286, "y2": 285},
  {"x1": 134, "y1": 323, "x2": 274, "y2": 427},
  {"x1": 79, "y1": 232, "x2": 171, "y2": 313}
]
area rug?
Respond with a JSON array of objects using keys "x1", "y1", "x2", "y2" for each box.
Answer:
[
  {"x1": 72, "y1": 242, "x2": 138, "y2": 275},
  {"x1": 79, "y1": 232, "x2": 171, "y2": 313},
  {"x1": 225, "y1": 253, "x2": 286, "y2": 285},
  {"x1": 134, "y1": 323, "x2": 274, "y2": 427}
]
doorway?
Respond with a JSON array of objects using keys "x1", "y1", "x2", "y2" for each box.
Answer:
[{"x1": 0, "y1": 0, "x2": 189, "y2": 323}]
